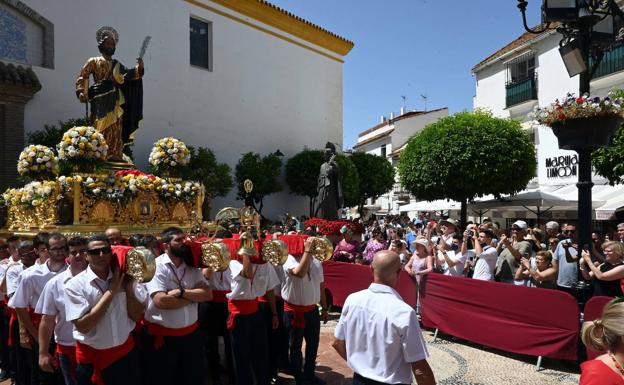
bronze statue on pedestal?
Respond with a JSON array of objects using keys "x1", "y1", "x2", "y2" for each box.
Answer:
[{"x1": 75, "y1": 26, "x2": 146, "y2": 161}]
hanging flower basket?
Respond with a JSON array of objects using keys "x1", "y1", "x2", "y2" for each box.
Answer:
[
  {"x1": 531, "y1": 92, "x2": 624, "y2": 151},
  {"x1": 550, "y1": 115, "x2": 623, "y2": 150}
]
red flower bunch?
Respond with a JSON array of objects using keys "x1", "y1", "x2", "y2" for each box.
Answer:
[
  {"x1": 304, "y1": 217, "x2": 364, "y2": 235},
  {"x1": 114, "y1": 169, "x2": 157, "y2": 180}
]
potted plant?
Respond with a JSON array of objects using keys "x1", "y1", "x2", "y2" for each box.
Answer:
[
  {"x1": 532, "y1": 92, "x2": 624, "y2": 150},
  {"x1": 533, "y1": 91, "x2": 624, "y2": 150}
]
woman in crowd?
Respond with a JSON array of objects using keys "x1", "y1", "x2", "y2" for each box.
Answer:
[
  {"x1": 404, "y1": 238, "x2": 433, "y2": 285},
  {"x1": 405, "y1": 237, "x2": 433, "y2": 317},
  {"x1": 389, "y1": 239, "x2": 409, "y2": 265},
  {"x1": 514, "y1": 251, "x2": 557, "y2": 289},
  {"x1": 581, "y1": 241, "x2": 624, "y2": 297},
  {"x1": 580, "y1": 298, "x2": 624, "y2": 385},
  {"x1": 332, "y1": 226, "x2": 361, "y2": 263},
  {"x1": 362, "y1": 227, "x2": 387, "y2": 264}
]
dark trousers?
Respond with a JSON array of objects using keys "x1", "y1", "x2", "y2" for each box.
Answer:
[
  {"x1": 353, "y1": 373, "x2": 409, "y2": 385},
  {"x1": 143, "y1": 328, "x2": 204, "y2": 385},
  {"x1": 17, "y1": 343, "x2": 58, "y2": 385},
  {"x1": 200, "y1": 301, "x2": 235, "y2": 383},
  {"x1": 57, "y1": 352, "x2": 76, "y2": 385},
  {"x1": 259, "y1": 299, "x2": 287, "y2": 379},
  {"x1": 284, "y1": 308, "x2": 320, "y2": 382},
  {"x1": 9, "y1": 313, "x2": 18, "y2": 381},
  {"x1": 230, "y1": 311, "x2": 269, "y2": 385},
  {"x1": 76, "y1": 347, "x2": 140, "y2": 385},
  {"x1": 0, "y1": 303, "x2": 10, "y2": 374}
]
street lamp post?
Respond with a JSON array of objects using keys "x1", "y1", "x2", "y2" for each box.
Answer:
[{"x1": 517, "y1": 0, "x2": 624, "y2": 249}]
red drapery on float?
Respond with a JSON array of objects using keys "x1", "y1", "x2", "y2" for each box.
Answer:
[
  {"x1": 420, "y1": 274, "x2": 580, "y2": 361},
  {"x1": 322, "y1": 261, "x2": 417, "y2": 308},
  {"x1": 188, "y1": 234, "x2": 311, "y2": 267},
  {"x1": 111, "y1": 245, "x2": 134, "y2": 271},
  {"x1": 583, "y1": 296, "x2": 613, "y2": 360}
]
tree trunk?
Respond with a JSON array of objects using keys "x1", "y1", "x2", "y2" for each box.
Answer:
[{"x1": 460, "y1": 198, "x2": 467, "y2": 230}]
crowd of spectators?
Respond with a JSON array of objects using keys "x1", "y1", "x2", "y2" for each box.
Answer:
[{"x1": 325, "y1": 214, "x2": 624, "y2": 302}]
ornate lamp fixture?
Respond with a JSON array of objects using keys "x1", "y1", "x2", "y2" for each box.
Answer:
[{"x1": 517, "y1": 0, "x2": 624, "y2": 80}]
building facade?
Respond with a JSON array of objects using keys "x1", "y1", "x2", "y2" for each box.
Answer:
[
  {"x1": 473, "y1": 26, "x2": 624, "y2": 225},
  {"x1": 0, "y1": 0, "x2": 353, "y2": 218},
  {"x1": 352, "y1": 107, "x2": 449, "y2": 216}
]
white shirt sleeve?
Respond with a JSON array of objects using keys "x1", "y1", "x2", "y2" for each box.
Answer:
[
  {"x1": 35, "y1": 280, "x2": 57, "y2": 315},
  {"x1": 6, "y1": 267, "x2": 21, "y2": 297},
  {"x1": 401, "y1": 309, "x2": 429, "y2": 363},
  {"x1": 146, "y1": 264, "x2": 169, "y2": 296},
  {"x1": 64, "y1": 282, "x2": 90, "y2": 322},
  {"x1": 283, "y1": 256, "x2": 297, "y2": 275},
  {"x1": 334, "y1": 301, "x2": 349, "y2": 340},
  {"x1": 229, "y1": 260, "x2": 243, "y2": 279},
  {"x1": 132, "y1": 282, "x2": 149, "y2": 306},
  {"x1": 9, "y1": 274, "x2": 30, "y2": 309},
  {"x1": 265, "y1": 263, "x2": 280, "y2": 291}
]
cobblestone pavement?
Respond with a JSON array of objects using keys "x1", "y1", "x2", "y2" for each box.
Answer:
[{"x1": 285, "y1": 316, "x2": 581, "y2": 385}]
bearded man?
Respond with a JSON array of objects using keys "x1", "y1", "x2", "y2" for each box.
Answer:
[{"x1": 75, "y1": 26, "x2": 144, "y2": 161}]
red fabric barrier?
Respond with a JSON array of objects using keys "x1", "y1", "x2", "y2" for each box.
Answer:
[
  {"x1": 322, "y1": 261, "x2": 417, "y2": 308},
  {"x1": 277, "y1": 234, "x2": 310, "y2": 255},
  {"x1": 583, "y1": 296, "x2": 614, "y2": 360},
  {"x1": 420, "y1": 274, "x2": 579, "y2": 361}
]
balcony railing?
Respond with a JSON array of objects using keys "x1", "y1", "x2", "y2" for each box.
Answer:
[
  {"x1": 505, "y1": 74, "x2": 538, "y2": 108},
  {"x1": 591, "y1": 43, "x2": 624, "y2": 79}
]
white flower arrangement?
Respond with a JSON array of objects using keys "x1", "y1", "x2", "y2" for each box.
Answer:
[
  {"x1": 148, "y1": 137, "x2": 190, "y2": 170},
  {"x1": 17, "y1": 145, "x2": 59, "y2": 177},
  {"x1": 3, "y1": 181, "x2": 58, "y2": 207},
  {"x1": 81, "y1": 175, "x2": 127, "y2": 201},
  {"x1": 58, "y1": 126, "x2": 108, "y2": 161},
  {"x1": 158, "y1": 180, "x2": 201, "y2": 201},
  {"x1": 530, "y1": 92, "x2": 624, "y2": 126}
]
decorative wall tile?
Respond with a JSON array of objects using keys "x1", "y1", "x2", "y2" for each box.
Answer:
[{"x1": 0, "y1": 7, "x2": 27, "y2": 63}]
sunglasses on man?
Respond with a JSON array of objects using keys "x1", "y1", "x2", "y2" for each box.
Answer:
[{"x1": 87, "y1": 246, "x2": 113, "y2": 256}]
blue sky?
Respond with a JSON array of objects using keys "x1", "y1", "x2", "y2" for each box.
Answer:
[{"x1": 269, "y1": 0, "x2": 542, "y2": 148}]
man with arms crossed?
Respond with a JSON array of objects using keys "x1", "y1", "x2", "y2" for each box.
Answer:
[
  {"x1": 332, "y1": 250, "x2": 435, "y2": 385},
  {"x1": 144, "y1": 227, "x2": 212, "y2": 385}
]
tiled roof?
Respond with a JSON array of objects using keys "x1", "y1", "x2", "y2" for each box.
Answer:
[
  {"x1": 472, "y1": 25, "x2": 555, "y2": 72},
  {"x1": 353, "y1": 129, "x2": 394, "y2": 149},
  {"x1": 257, "y1": 0, "x2": 354, "y2": 47},
  {"x1": 0, "y1": 61, "x2": 41, "y2": 88},
  {"x1": 357, "y1": 108, "x2": 447, "y2": 138}
]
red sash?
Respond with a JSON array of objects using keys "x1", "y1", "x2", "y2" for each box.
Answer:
[
  {"x1": 55, "y1": 344, "x2": 76, "y2": 380},
  {"x1": 212, "y1": 290, "x2": 230, "y2": 303},
  {"x1": 75, "y1": 336, "x2": 134, "y2": 385},
  {"x1": 144, "y1": 320, "x2": 198, "y2": 349},
  {"x1": 284, "y1": 302, "x2": 316, "y2": 329},
  {"x1": 7, "y1": 308, "x2": 16, "y2": 347},
  {"x1": 227, "y1": 299, "x2": 258, "y2": 330},
  {"x1": 257, "y1": 294, "x2": 269, "y2": 303}
]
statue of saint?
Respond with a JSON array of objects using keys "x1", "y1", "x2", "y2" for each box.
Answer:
[
  {"x1": 314, "y1": 142, "x2": 343, "y2": 220},
  {"x1": 75, "y1": 26, "x2": 144, "y2": 161}
]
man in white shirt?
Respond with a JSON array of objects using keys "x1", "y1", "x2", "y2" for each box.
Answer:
[
  {"x1": 36, "y1": 236, "x2": 89, "y2": 385},
  {"x1": 282, "y1": 237, "x2": 328, "y2": 385},
  {"x1": 438, "y1": 235, "x2": 472, "y2": 277},
  {"x1": 227, "y1": 243, "x2": 280, "y2": 385},
  {"x1": 64, "y1": 234, "x2": 145, "y2": 385},
  {"x1": 470, "y1": 229, "x2": 499, "y2": 281},
  {"x1": 144, "y1": 227, "x2": 212, "y2": 385},
  {"x1": 5, "y1": 240, "x2": 37, "y2": 385},
  {"x1": 332, "y1": 250, "x2": 435, "y2": 385},
  {"x1": 0, "y1": 235, "x2": 21, "y2": 383},
  {"x1": 11, "y1": 233, "x2": 69, "y2": 385}
]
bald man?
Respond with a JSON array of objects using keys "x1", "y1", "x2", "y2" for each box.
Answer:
[
  {"x1": 105, "y1": 228, "x2": 124, "y2": 246},
  {"x1": 332, "y1": 251, "x2": 435, "y2": 385}
]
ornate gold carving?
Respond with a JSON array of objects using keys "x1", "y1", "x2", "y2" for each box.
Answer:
[
  {"x1": 91, "y1": 201, "x2": 114, "y2": 225},
  {"x1": 171, "y1": 202, "x2": 188, "y2": 224}
]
